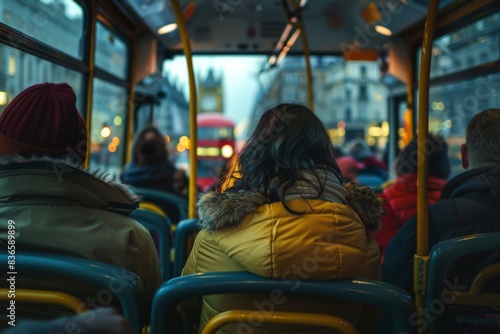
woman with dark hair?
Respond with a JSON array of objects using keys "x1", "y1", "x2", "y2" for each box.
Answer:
[
  {"x1": 373, "y1": 133, "x2": 451, "y2": 260},
  {"x1": 179, "y1": 104, "x2": 385, "y2": 334},
  {"x1": 121, "y1": 126, "x2": 188, "y2": 222}
]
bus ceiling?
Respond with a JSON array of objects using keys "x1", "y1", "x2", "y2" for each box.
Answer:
[{"x1": 116, "y1": 0, "x2": 458, "y2": 56}]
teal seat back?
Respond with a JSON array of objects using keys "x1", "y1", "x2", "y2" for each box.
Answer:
[
  {"x1": 426, "y1": 232, "x2": 500, "y2": 334},
  {"x1": 0, "y1": 252, "x2": 145, "y2": 333},
  {"x1": 173, "y1": 218, "x2": 199, "y2": 278},
  {"x1": 150, "y1": 272, "x2": 416, "y2": 334},
  {"x1": 133, "y1": 187, "x2": 188, "y2": 224},
  {"x1": 130, "y1": 209, "x2": 172, "y2": 279}
]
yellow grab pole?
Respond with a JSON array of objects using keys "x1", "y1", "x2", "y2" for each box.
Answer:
[
  {"x1": 405, "y1": 58, "x2": 414, "y2": 145},
  {"x1": 84, "y1": 5, "x2": 97, "y2": 169},
  {"x1": 414, "y1": 0, "x2": 440, "y2": 315},
  {"x1": 171, "y1": 0, "x2": 198, "y2": 219},
  {"x1": 291, "y1": 0, "x2": 314, "y2": 110}
]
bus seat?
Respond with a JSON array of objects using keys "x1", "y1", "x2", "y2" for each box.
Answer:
[
  {"x1": 133, "y1": 187, "x2": 188, "y2": 225},
  {"x1": 426, "y1": 232, "x2": 500, "y2": 334},
  {"x1": 173, "y1": 218, "x2": 199, "y2": 278},
  {"x1": 202, "y1": 310, "x2": 360, "y2": 334},
  {"x1": 150, "y1": 272, "x2": 416, "y2": 334},
  {"x1": 0, "y1": 289, "x2": 89, "y2": 313},
  {"x1": 130, "y1": 208, "x2": 173, "y2": 280},
  {"x1": 140, "y1": 201, "x2": 168, "y2": 217},
  {"x1": 0, "y1": 252, "x2": 145, "y2": 333},
  {"x1": 356, "y1": 174, "x2": 386, "y2": 191}
]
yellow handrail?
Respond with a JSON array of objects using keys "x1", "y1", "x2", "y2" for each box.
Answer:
[
  {"x1": 0, "y1": 289, "x2": 89, "y2": 313},
  {"x1": 139, "y1": 202, "x2": 167, "y2": 217},
  {"x1": 291, "y1": 0, "x2": 314, "y2": 110},
  {"x1": 202, "y1": 310, "x2": 360, "y2": 334},
  {"x1": 84, "y1": 5, "x2": 97, "y2": 169},
  {"x1": 170, "y1": 0, "x2": 198, "y2": 219},
  {"x1": 415, "y1": 0, "x2": 441, "y2": 317}
]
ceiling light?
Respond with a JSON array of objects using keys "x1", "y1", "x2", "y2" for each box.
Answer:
[
  {"x1": 158, "y1": 23, "x2": 178, "y2": 34},
  {"x1": 375, "y1": 25, "x2": 392, "y2": 36}
]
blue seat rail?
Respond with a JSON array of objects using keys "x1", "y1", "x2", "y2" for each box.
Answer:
[
  {"x1": 150, "y1": 272, "x2": 416, "y2": 334},
  {"x1": 0, "y1": 252, "x2": 145, "y2": 333}
]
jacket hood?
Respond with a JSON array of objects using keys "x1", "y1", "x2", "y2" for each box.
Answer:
[
  {"x1": 0, "y1": 155, "x2": 139, "y2": 214},
  {"x1": 441, "y1": 164, "x2": 500, "y2": 199},
  {"x1": 197, "y1": 182, "x2": 384, "y2": 233}
]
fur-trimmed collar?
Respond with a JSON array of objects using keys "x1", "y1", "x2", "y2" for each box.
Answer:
[{"x1": 198, "y1": 182, "x2": 384, "y2": 233}]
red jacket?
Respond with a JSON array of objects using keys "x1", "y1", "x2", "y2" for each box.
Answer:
[{"x1": 373, "y1": 173, "x2": 447, "y2": 261}]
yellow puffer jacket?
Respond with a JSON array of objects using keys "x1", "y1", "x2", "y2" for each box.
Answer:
[{"x1": 180, "y1": 183, "x2": 384, "y2": 334}]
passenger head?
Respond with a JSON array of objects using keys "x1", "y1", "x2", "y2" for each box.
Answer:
[
  {"x1": 0, "y1": 82, "x2": 87, "y2": 164},
  {"x1": 396, "y1": 134, "x2": 451, "y2": 179},
  {"x1": 336, "y1": 156, "x2": 365, "y2": 183},
  {"x1": 218, "y1": 103, "x2": 342, "y2": 198},
  {"x1": 462, "y1": 108, "x2": 500, "y2": 169},
  {"x1": 132, "y1": 126, "x2": 168, "y2": 166},
  {"x1": 347, "y1": 139, "x2": 373, "y2": 161}
]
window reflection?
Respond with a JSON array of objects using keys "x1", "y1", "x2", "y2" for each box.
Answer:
[
  {"x1": 95, "y1": 22, "x2": 128, "y2": 80},
  {"x1": 0, "y1": 44, "x2": 83, "y2": 117},
  {"x1": 89, "y1": 78, "x2": 127, "y2": 176},
  {"x1": 2, "y1": 0, "x2": 84, "y2": 59},
  {"x1": 421, "y1": 12, "x2": 500, "y2": 79},
  {"x1": 428, "y1": 73, "x2": 500, "y2": 177}
]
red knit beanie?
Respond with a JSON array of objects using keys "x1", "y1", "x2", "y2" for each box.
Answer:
[{"x1": 0, "y1": 83, "x2": 88, "y2": 163}]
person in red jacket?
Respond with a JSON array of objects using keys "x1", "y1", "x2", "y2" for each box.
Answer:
[{"x1": 373, "y1": 134, "x2": 451, "y2": 261}]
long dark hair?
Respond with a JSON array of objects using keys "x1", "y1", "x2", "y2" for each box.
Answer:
[{"x1": 217, "y1": 103, "x2": 342, "y2": 202}]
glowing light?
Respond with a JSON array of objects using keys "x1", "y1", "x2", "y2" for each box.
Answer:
[
  {"x1": 112, "y1": 136, "x2": 120, "y2": 146},
  {"x1": 221, "y1": 145, "x2": 234, "y2": 158},
  {"x1": 0, "y1": 92, "x2": 7, "y2": 106},
  {"x1": 179, "y1": 136, "x2": 189, "y2": 145},
  {"x1": 206, "y1": 147, "x2": 220, "y2": 156},
  {"x1": 164, "y1": 135, "x2": 170, "y2": 143},
  {"x1": 268, "y1": 55, "x2": 277, "y2": 66},
  {"x1": 368, "y1": 126, "x2": 383, "y2": 137},
  {"x1": 197, "y1": 147, "x2": 220, "y2": 157},
  {"x1": 113, "y1": 116, "x2": 122, "y2": 126},
  {"x1": 158, "y1": 23, "x2": 177, "y2": 35},
  {"x1": 375, "y1": 25, "x2": 392, "y2": 36},
  {"x1": 101, "y1": 126, "x2": 111, "y2": 138},
  {"x1": 381, "y1": 121, "x2": 390, "y2": 136},
  {"x1": 177, "y1": 143, "x2": 186, "y2": 152},
  {"x1": 8, "y1": 56, "x2": 16, "y2": 76},
  {"x1": 108, "y1": 142, "x2": 116, "y2": 153}
]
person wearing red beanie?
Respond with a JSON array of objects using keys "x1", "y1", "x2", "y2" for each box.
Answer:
[
  {"x1": 0, "y1": 82, "x2": 87, "y2": 164},
  {"x1": 0, "y1": 83, "x2": 162, "y2": 323}
]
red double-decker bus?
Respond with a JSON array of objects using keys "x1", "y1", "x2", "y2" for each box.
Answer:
[{"x1": 196, "y1": 113, "x2": 236, "y2": 191}]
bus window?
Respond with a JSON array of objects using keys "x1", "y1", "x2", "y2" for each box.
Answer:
[
  {"x1": 0, "y1": 44, "x2": 84, "y2": 117},
  {"x1": 89, "y1": 78, "x2": 127, "y2": 177},
  {"x1": 2, "y1": 0, "x2": 84, "y2": 59},
  {"x1": 95, "y1": 21, "x2": 129, "y2": 80},
  {"x1": 427, "y1": 12, "x2": 500, "y2": 79},
  {"x1": 416, "y1": 11, "x2": 500, "y2": 179},
  {"x1": 428, "y1": 73, "x2": 500, "y2": 177}
]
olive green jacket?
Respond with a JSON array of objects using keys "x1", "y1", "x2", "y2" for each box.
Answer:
[{"x1": 0, "y1": 156, "x2": 163, "y2": 313}]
